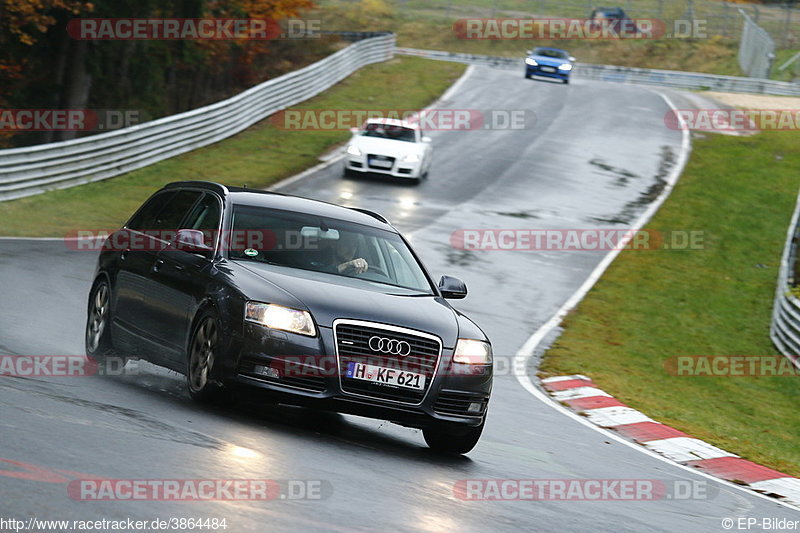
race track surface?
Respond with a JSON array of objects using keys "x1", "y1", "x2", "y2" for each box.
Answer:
[{"x1": 0, "y1": 67, "x2": 795, "y2": 532}]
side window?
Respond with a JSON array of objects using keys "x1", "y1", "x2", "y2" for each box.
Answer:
[
  {"x1": 183, "y1": 193, "x2": 222, "y2": 231},
  {"x1": 153, "y1": 190, "x2": 202, "y2": 231},
  {"x1": 126, "y1": 191, "x2": 174, "y2": 231}
]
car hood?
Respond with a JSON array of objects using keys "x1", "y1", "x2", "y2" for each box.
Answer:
[
  {"x1": 349, "y1": 136, "x2": 423, "y2": 158},
  {"x1": 236, "y1": 261, "x2": 461, "y2": 346},
  {"x1": 531, "y1": 55, "x2": 570, "y2": 67}
]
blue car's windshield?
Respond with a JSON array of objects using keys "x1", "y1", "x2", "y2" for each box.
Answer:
[
  {"x1": 228, "y1": 205, "x2": 434, "y2": 294},
  {"x1": 533, "y1": 48, "x2": 569, "y2": 60}
]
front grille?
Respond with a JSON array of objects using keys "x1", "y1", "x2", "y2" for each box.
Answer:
[
  {"x1": 434, "y1": 391, "x2": 488, "y2": 417},
  {"x1": 336, "y1": 321, "x2": 441, "y2": 404},
  {"x1": 367, "y1": 154, "x2": 396, "y2": 170},
  {"x1": 238, "y1": 356, "x2": 327, "y2": 393}
]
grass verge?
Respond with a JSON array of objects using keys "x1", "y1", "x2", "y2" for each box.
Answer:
[
  {"x1": 540, "y1": 130, "x2": 800, "y2": 477},
  {"x1": 317, "y1": 0, "x2": 743, "y2": 76},
  {"x1": 0, "y1": 56, "x2": 465, "y2": 237}
]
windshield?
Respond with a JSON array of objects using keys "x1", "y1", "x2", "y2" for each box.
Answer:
[
  {"x1": 533, "y1": 48, "x2": 569, "y2": 60},
  {"x1": 228, "y1": 205, "x2": 433, "y2": 294},
  {"x1": 361, "y1": 123, "x2": 417, "y2": 143}
]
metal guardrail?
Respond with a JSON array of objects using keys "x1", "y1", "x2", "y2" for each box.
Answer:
[
  {"x1": 771, "y1": 189, "x2": 800, "y2": 368},
  {"x1": 396, "y1": 47, "x2": 800, "y2": 96},
  {"x1": 0, "y1": 33, "x2": 395, "y2": 202}
]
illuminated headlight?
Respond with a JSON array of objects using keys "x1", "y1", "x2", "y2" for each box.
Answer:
[
  {"x1": 558, "y1": 64, "x2": 573, "y2": 71},
  {"x1": 403, "y1": 153, "x2": 421, "y2": 163},
  {"x1": 245, "y1": 302, "x2": 316, "y2": 337},
  {"x1": 453, "y1": 339, "x2": 492, "y2": 364},
  {"x1": 346, "y1": 144, "x2": 362, "y2": 156},
  {"x1": 525, "y1": 58, "x2": 538, "y2": 66}
]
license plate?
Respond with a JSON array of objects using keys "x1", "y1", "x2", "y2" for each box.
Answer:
[
  {"x1": 369, "y1": 158, "x2": 393, "y2": 168},
  {"x1": 540, "y1": 66, "x2": 556, "y2": 73},
  {"x1": 345, "y1": 362, "x2": 425, "y2": 390}
]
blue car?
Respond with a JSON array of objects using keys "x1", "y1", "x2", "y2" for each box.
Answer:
[{"x1": 524, "y1": 47, "x2": 575, "y2": 84}]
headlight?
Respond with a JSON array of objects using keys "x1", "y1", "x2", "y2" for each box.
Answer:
[
  {"x1": 245, "y1": 302, "x2": 316, "y2": 337},
  {"x1": 403, "y1": 153, "x2": 421, "y2": 163},
  {"x1": 453, "y1": 338, "x2": 492, "y2": 364},
  {"x1": 525, "y1": 58, "x2": 538, "y2": 66},
  {"x1": 346, "y1": 144, "x2": 362, "y2": 156},
  {"x1": 558, "y1": 64, "x2": 573, "y2": 71}
]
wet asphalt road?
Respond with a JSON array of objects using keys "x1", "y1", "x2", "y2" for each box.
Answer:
[{"x1": 0, "y1": 66, "x2": 797, "y2": 532}]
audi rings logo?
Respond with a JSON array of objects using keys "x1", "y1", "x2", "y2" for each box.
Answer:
[{"x1": 368, "y1": 336, "x2": 411, "y2": 357}]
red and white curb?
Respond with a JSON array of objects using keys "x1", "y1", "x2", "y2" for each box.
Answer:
[{"x1": 542, "y1": 375, "x2": 800, "y2": 507}]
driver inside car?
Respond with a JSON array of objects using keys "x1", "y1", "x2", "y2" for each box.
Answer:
[{"x1": 321, "y1": 231, "x2": 369, "y2": 275}]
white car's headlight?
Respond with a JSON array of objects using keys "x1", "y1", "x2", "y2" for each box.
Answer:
[
  {"x1": 245, "y1": 302, "x2": 316, "y2": 337},
  {"x1": 558, "y1": 63, "x2": 573, "y2": 71},
  {"x1": 453, "y1": 339, "x2": 492, "y2": 364},
  {"x1": 346, "y1": 144, "x2": 362, "y2": 156},
  {"x1": 525, "y1": 58, "x2": 538, "y2": 66},
  {"x1": 403, "y1": 153, "x2": 421, "y2": 163}
]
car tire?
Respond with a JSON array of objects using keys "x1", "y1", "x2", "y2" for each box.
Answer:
[
  {"x1": 186, "y1": 309, "x2": 225, "y2": 403},
  {"x1": 563, "y1": 78, "x2": 569, "y2": 85},
  {"x1": 85, "y1": 279, "x2": 114, "y2": 364},
  {"x1": 343, "y1": 167, "x2": 353, "y2": 178},
  {"x1": 524, "y1": 73, "x2": 530, "y2": 79},
  {"x1": 423, "y1": 419, "x2": 485, "y2": 454}
]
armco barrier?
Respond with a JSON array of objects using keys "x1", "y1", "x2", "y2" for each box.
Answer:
[
  {"x1": 396, "y1": 47, "x2": 800, "y2": 97},
  {"x1": 0, "y1": 33, "x2": 395, "y2": 202},
  {"x1": 770, "y1": 189, "x2": 800, "y2": 367}
]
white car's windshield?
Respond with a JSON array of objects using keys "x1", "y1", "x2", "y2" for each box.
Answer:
[
  {"x1": 361, "y1": 123, "x2": 417, "y2": 143},
  {"x1": 229, "y1": 205, "x2": 433, "y2": 294}
]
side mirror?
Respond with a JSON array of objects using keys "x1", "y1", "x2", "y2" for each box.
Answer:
[
  {"x1": 174, "y1": 228, "x2": 213, "y2": 256},
  {"x1": 349, "y1": 127, "x2": 359, "y2": 134},
  {"x1": 525, "y1": 50, "x2": 533, "y2": 56},
  {"x1": 438, "y1": 275, "x2": 467, "y2": 299},
  {"x1": 422, "y1": 136, "x2": 432, "y2": 143},
  {"x1": 569, "y1": 56, "x2": 576, "y2": 62}
]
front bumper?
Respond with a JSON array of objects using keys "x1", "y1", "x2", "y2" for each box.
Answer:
[
  {"x1": 526, "y1": 65, "x2": 570, "y2": 81},
  {"x1": 346, "y1": 155, "x2": 423, "y2": 179},
  {"x1": 227, "y1": 323, "x2": 492, "y2": 429}
]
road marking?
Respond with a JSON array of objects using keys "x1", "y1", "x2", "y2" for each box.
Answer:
[
  {"x1": 583, "y1": 406, "x2": 655, "y2": 427},
  {"x1": 644, "y1": 437, "x2": 737, "y2": 462}
]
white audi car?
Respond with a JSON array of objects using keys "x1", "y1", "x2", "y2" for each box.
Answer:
[{"x1": 343, "y1": 118, "x2": 432, "y2": 182}]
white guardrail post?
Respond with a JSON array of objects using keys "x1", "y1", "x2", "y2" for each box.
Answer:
[
  {"x1": 771, "y1": 188, "x2": 800, "y2": 368},
  {"x1": 0, "y1": 33, "x2": 395, "y2": 202}
]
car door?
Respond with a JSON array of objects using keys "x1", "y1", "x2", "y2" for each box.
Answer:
[
  {"x1": 112, "y1": 190, "x2": 176, "y2": 348},
  {"x1": 127, "y1": 189, "x2": 203, "y2": 363},
  {"x1": 148, "y1": 192, "x2": 222, "y2": 362}
]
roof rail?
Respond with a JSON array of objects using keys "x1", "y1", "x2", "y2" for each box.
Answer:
[
  {"x1": 164, "y1": 181, "x2": 229, "y2": 196},
  {"x1": 348, "y1": 207, "x2": 389, "y2": 224}
]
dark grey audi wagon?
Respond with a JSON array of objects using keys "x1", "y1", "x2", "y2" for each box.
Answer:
[{"x1": 85, "y1": 181, "x2": 492, "y2": 453}]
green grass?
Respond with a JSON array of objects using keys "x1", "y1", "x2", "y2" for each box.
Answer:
[
  {"x1": 540, "y1": 130, "x2": 800, "y2": 477},
  {"x1": 0, "y1": 57, "x2": 465, "y2": 237},
  {"x1": 316, "y1": 0, "x2": 744, "y2": 76}
]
